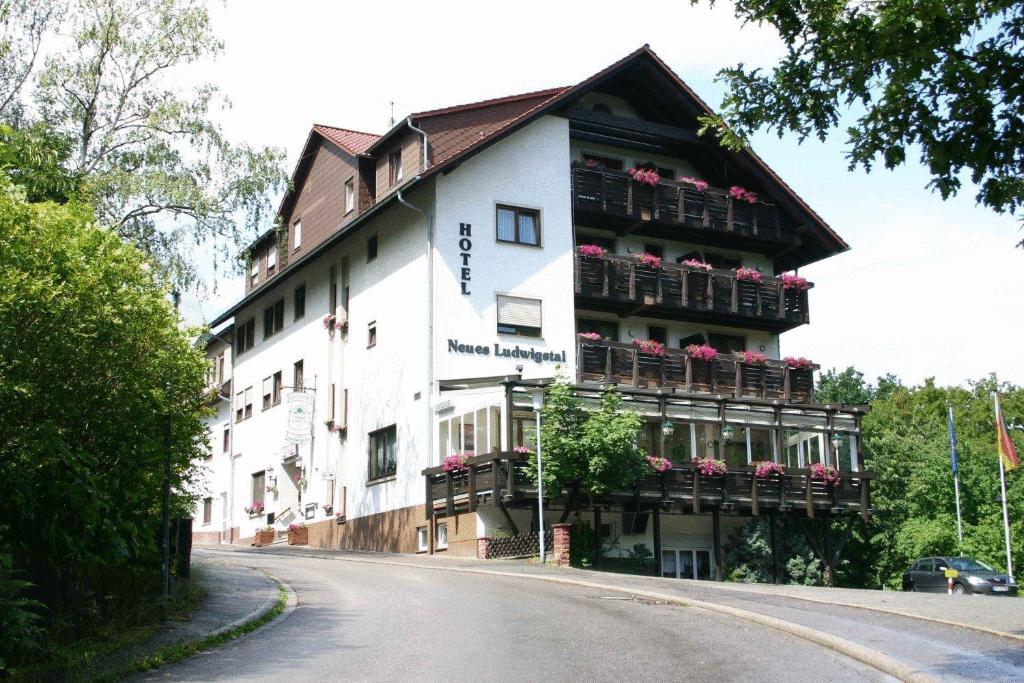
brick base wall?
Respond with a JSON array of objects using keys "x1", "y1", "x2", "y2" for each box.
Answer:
[
  {"x1": 192, "y1": 530, "x2": 222, "y2": 545},
  {"x1": 306, "y1": 504, "x2": 427, "y2": 553}
]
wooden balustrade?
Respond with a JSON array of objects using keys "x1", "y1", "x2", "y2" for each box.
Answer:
[
  {"x1": 574, "y1": 253, "x2": 811, "y2": 330},
  {"x1": 571, "y1": 164, "x2": 794, "y2": 244},
  {"x1": 423, "y1": 453, "x2": 872, "y2": 522},
  {"x1": 575, "y1": 338, "x2": 817, "y2": 401}
]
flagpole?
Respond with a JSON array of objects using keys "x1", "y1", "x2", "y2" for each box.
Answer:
[
  {"x1": 948, "y1": 403, "x2": 964, "y2": 555},
  {"x1": 994, "y1": 393, "x2": 1015, "y2": 583}
]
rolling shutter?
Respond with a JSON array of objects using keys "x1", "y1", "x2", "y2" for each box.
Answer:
[{"x1": 497, "y1": 295, "x2": 542, "y2": 336}]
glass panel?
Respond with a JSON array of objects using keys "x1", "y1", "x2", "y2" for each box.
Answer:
[
  {"x1": 463, "y1": 411, "x2": 475, "y2": 453},
  {"x1": 661, "y1": 550, "x2": 677, "y2": 578},
  {"x1": 783, "y1": 429, "x2": 802, "y2": 468},
  {"x1": 497, "y1": 208, "x2": 516, "y2": 241},
  {"x1": 834, "y1": 434, "x2": 856, "y2": 473},
  {"x1": 806, "y1": 434, "x2": 822, "y2": 465},
  {"x1": 490, "y1": 406, "x2": 502, "y2": 452},
  {"x1": 665, "y1": 426, "x2": 691, "y2": 462},
  {"x1": 748, "y1": 428, "x2": 774, "y2": 462},
  {"x1": 695, "y1": 551, "x2": 712, "y2": 580},
  {"x1": 438, "y1": 417, "x2": 449, "y2": 461},
  {"x1": 512, "y1": 412, "x2": 538, "y2": 450},
  {"x1": 518, "y1": 212, "x2": 538, "y2": 245},
  {"x1": 693, "y1": 423, "x2": 720, "y2": 460},
  {"x1": 679, "y1": 550, "x2": 695, "y2": 579},
  {"x1": 476, "y1": 409, "x2": 488, "y2": 453}
]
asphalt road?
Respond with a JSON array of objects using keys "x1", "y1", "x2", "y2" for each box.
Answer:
[{"x1": 138, "y1": 552, "x2": 890, "y2": 682}]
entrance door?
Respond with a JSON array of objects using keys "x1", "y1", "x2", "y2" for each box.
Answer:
[{"x1": 662, "y1": 549, "x2": 714, "y2": 580}]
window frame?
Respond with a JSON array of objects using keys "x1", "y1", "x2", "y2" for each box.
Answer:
[
  {"x1": 496, "y1": 294, "x2": 542, "y2": 338},
  {"x1": 293, "y1": 359, "x2": 304, "y2": 390},
  {"x1": 388, "y1": 150, "x2": 403, "y2": 186},
  {"x1": 222, "y1": 426, "x2": 230, "y2": 453},
  {"x1": 495, "y1": 204, "x2": 542, "y2": 247},
  {"x1": 436, "y1": 522, "x2": 448, "y2": 550},
  {"x1": 251, "y1": 471, "x2": 265, "y2": 507},
  {"x1": 263, "y1": 299, "x2": 285, "y2": 339},
  {"x1": 367, "y1": 234, "x2": 378, "y2": 262},
  {"x1": 293, "y1": 220, "x2": 302, "y2": 251},
  {"x1": 416, "y1": 527, "x2": 429, "y2": 553},
  {"x1": 367, "y1": 321, "x2": 377, "y2": 348},
  {"x1": 266, "y1": 245, "x2": 277, "y2": 276},
  {"x1": 344, "y1": 177, "x2": 356, "y2": 214},
  {"x1": 368, "y1": 424, "x2": 397, "y2": 482},
  {"x1": 236, "y1": 318, "x2": 255, "y2": 355},
  {"x1": 202, "y1": 497, "x2": 213, "y2": 525}
]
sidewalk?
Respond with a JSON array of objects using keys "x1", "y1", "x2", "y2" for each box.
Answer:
[
  {"x1": 110, "y1": 555, "x2": 280, "y2": 674},
  {"x1": 201, "y1": 543, "x2": 1024, "y2": 641}
]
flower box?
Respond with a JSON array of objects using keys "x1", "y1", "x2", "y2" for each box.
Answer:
[
  {"x1": 287, "y1": 524, "x2": 308, "y2": 545},
  {"x1": 253, "y1": 528, "x2": 275, "y2": 547}
]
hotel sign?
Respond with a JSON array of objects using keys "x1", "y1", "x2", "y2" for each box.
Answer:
[
  {"x1": 285, "y1": 389, "x2": 315, "y2": 444},
  {"x1": 447, "y1": 339, "x2": 566, "y2": 364}
]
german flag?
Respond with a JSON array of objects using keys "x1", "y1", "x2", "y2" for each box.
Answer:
[{"x1": 997, "y1": 400, "x2": 1020, "y2": 472}]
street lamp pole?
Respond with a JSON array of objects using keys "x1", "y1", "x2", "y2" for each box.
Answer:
[
  {"x1": 531, "y1": 388, "x2": 545, "y2": 564},
  {"x1": 160, "y1": 289, "x2": 180, "y2": 619}
]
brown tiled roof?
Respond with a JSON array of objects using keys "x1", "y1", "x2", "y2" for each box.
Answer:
[
  {"x1": 411, "y1": 87, "x2": 569, "y2": 118},
  {"x1": 312, "y1": 124, "x2": 379, "y2": 156}
]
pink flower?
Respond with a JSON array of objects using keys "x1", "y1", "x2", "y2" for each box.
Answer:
[
  {"x1": 754, "y1": 461, "x2": 785, "y2": 478},
  {"x1": 646, "y1": 455, "x2": 673, "y2": 473},
  {"x1": 585, "y1": 158, "x2": 600, "y2": 168},
  {"x1": 513, "y1": 446, "x2": 533, "y2": 455},
  {"x1": 442, "y1": 452, "x2": 474, "y2": 472},
  {"x1": 735, "y1": 267, "x2": 763, "y2": 282},
  {"x1": 322, "y1": 313, "x2": 336, "y2": 329},
  {"x1": 578, "y1": 332, "x2": 603, "y2": 342},
  {"x1": 728, "y1": 185, "x2": 759, "y2": 204},
  {"x1": 810, "y1": 462, "x2": 841, "y2": 487},
  {"x1": 784, "y1": 356, "x2": 813, "y2": 370},
  {"x1": 686, "y1": 343, "x2": 719, "y2": 363},
  {"x1": 636, "y1": 252, "x2": 662, "y2": 268},
  {"x1": 741, "y1": 350, "x2": 767, "y2": 365},
  {"x1": 678, "y1": 176, "x2": 709, "y2": 192},
  {"x1": 693, "y1": 457, "x2": 728, "y2": 476},
  {"x1": 681, "y1": 258, "x2": 713, "y2": 272},
  {"x1": 577, "y1": 244, "x2": 606, "y2": 258},
  {"x1": 632, "y1": 338, "x2": 666, "y2": 357},
  {"x1": 781, "y1": 273, "x2": 809, "y2": 290},
  {"x1": 628, "y1": 167, "x2": 661, "y2": 187}
]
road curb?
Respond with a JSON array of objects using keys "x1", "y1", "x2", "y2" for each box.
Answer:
[
  {"x1": 203, "y1": 568, "x2": 287, "y2": 640},
  {"x1": 200, "y1": 547, "x2": 935, "y2": 682}
]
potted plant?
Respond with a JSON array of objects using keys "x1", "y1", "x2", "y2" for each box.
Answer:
[
  {"x1": 632, "y1": 338, "x2": 666, "y2": 357},
  {"x1": 635, "y1": 252, "x2": 662, "y2": 269},
  {"x1": 678, "y1": 176, "x2": 709, "y2": 192},
  {"x1": 754, "y1": 461, "x2": 785, "y2": 478},
  {"x1": 693, "y1": 457, "x2": 728, "y2": 476},
  {"x1": 287, "y1": 522, "x2": 308, "y2": 546},
  {"x1": 513, "y1": 445, "x2": 534, "y2": 456},
  {"x1": 686, "y1": 343, "x2": 718, "y2": 389},
  {"x1": 577, "y1": 331, "x2": 603, "y2": 342},
  {"x1": 253, "y1": 526, "x2": 275, "y2": 547},
  {"x1": 442, "y1": 452, "x2": 473, "y2": 472},
  {"x1": 323, "y1": 504, "x2": 333, "y2": 515},
  {"x1": 646, "y1": 455, "x2": 672, "y2": 474},
  {"x1": 784, "y1": 356, "x2": 813, "y2": 370},
  {"x1": 735, "y1": 266, "x2": 762, "y2": 282},
  {"x1": 244, "y1": 501, "x2": 265, "y2": 517},
  {"x1": 728, "y1": 185, "x2": 759, "y2": 204},
  {"x1": 627, "y1": 167, "x2": 661, "y2": 187},
  {"x1": 577, "y1": 244, "x2": 606, "y2": 258},
  {"x1": 780, "y1": 273, "x2": 809, "y2": 290},
  {"x1": 810, "y1": 462, "x2": 841, "y2": 487},
  {"x1": 293, "y1": 472, "x2": 308, "y2": 489}
]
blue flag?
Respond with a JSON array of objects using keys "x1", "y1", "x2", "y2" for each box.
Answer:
[{"x1": 947, "y1": 406, "x2": 958, "y2": 475}]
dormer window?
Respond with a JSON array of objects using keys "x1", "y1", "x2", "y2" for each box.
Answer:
[
  {"x1": 249, "y1": 260, "x2": 258, "y2": 287},
  {"x1": 267, "y1": 245, "x2": 276, "y2": 276},
  {"x1": 389, "y1": 150, "x2": 403, "y2": 186},
  {"x1": 345, "y1": 178, "x2": 355, "y2": 213}
]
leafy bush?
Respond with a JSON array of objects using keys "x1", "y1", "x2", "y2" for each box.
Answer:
[{"x1": 724, "y1": 518, "x2": 824, "y2": 586}]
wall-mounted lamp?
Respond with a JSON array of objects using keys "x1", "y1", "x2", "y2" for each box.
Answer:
[
  {"x1": 721, "y1": 424, "x2": 734, "y2": 443},
  {"x1": 661, "y1": 420, "x2": 676, "y2": 438}
]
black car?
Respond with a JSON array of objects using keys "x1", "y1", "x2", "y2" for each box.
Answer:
[{"x1": 902, "y1": 556, "x2": 1018, "y2": 595}]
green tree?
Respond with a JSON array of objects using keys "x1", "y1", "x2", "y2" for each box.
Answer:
[
  {"x1": 0, "y1": 173, "x2": 209, "y2": 665},
  {"x1": 0, "y1": 123, "x2": 80, "y2": 202},
  {"x1": 529, "y1": 376, "x2": 645, "y2": 500},
  {"x1": 2, "y1": 0, "x2": 288, "y2": 287},
  {"x1": 724, "y1": 518, "x2": 824, "y2": 586},
  {"x1": 694, "y1": 1, "x2": 1024, "y2": 243}
]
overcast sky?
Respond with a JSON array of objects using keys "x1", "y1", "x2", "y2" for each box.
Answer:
[{"x1": 183, "y1": 0, "x2": 1024, "y2": 388}]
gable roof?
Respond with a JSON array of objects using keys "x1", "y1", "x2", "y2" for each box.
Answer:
[{"x1": 311, "y1": 124, "x2": 379, "y2": 156}]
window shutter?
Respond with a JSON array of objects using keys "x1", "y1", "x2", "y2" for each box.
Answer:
[
  {"x1": 497, "y1": 295, "x2": 541, "y2": 328},
  {"x1": 340, "y1": 388, "x2": 348, "y2": 430}
]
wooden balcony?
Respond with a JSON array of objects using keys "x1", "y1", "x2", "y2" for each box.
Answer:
[
  {"x1": 574, "y1": 253, "x2": 811, "y2": 331},
  {"x1": 571, "y1": 163, "x2": 798, "y2": 249},
  {"x1": 424, "y1": 453, "x2": 871, "y2": 523},
  {"x1": 577, "y1": 338, "x2": 816, "y2": 402}
]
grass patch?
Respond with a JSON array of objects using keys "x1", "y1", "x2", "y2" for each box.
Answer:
[{"x1": 114, "y1": 579, "x2": 288, "y2": 679}]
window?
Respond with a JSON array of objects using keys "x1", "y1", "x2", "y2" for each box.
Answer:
[
  {"x1": 367, "y1": 234, "x2": 378, "y2": 262},
  {"x1": 417, "y1": 527, "x2": 429, "y2": 552},
  {"x1": 708, "y1": 333, "x2": 746, "y2": 355},
  {"x1": 345, "y1": 178, "x2": 355, "y2": 213},
  {"x1": 643, "y1": 244, "x2": 665, "y2": 260},
  {"x1": 577, "y1": 318, "x2": 618, "y2": 342},
  {"x1": 705, "y1": 252, "x2": 741, "y2": 271},
  {"x1": 236, "y1": 318, "x2": 255, "y2": 355},
  {"x1": 272, "y1": 371, "x2": 282, "y2": 405},
  {"x1": 222, "y1": 426, "x2": 230, "y2": 453},
  {"x1": 244, "y1": 387, "x2": 253, "y2": 419},
  {"x1": 262, "y1": 372, "x2": 282, "y2": 410},
  {"x1": 388, "y1": 150, "x2": 403, "y2": 186},
  {"x1": 637, "y1": 160, "x2": 675, "y2": 178},
  {"x1": 496, "y1": 205, "x2": 540, "y2": 246},
  {"x1": 235, "y1": 391, "x2": 244, "y2": 422},
  {"x1": 661, "y1": 549, "x2": 712, "y2": 580},
  {"x1": 648, "y1": 325, "x2": 668, "y2": 345},
  {"x1": 679, "y1": 332, "x2": 706, "y2": 348},
  {"x1": 497, "y1": 295, "x2": 541, "y2": 337},
  {"x1": 267, "y1": 246, "x2": 277, "y2": 276},
  {"x1": 251, "y1": 471, "x2": 265, "y2": 507},
  {"x1": 216, "y1": 352, "x2": 225, "y2": 383},
  {"x1": 367, "y1": 321, "x2": 377, "y2": 347},
  {"x1": 574, "y1": 233, "x2": 616, "y2": 252},
  {"x1": 203, "y1": 498, "x2": 213, "y2": 525},
  {"x1": 329, "y1": 265, "x2": 337, "y2": 312},
  {"x1": 263, "y1": 299, "x2": 284, "y2": 339},
  {"x1": 250, "y1": 260, "x2": 259, "y2": 287},
  {"x1": 436, "y1": 522, "x2": 448, "y2": 550},
  {"x1": 581, "y1": 153, "x2": 623, "y2": 170},
  {"x1": 439, "y1": 406, "x2": 501, "y2": 460},
  {"x1": 293, "y1": 359, "x2": 304, "y2": 390},
  {"x1": 293, "y1": 220, "x2": 302, "y2": 250},
  {"x1": 294, "y1": 285, "x2": 305, "y2": 320},
  {"x1": 369, "y1": 425, "x2": 397, "y2": 481}
]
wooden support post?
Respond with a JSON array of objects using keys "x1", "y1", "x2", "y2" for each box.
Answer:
[
  {"x1": 805, "y1": 471, "x2": 815, "y2": 518},
  {"x1": 445, "y1": 472, "x2": 455, "y2": 516},
  {"x1": 573, "y1": 254, "x2": 581, "y2": 294},
  {"x1": 769, "y1": 509, "x2": 780, "y2": 584},
  {"x1": 653, "y1": 506, "x2": 663, "y2": 577},
  {"x1": 735, "y1": 362, "x2": 743, "y2": 399},
  {"x1": 712, "y1": 508, "x2": 723, "y2": 581},
  {"x1": 751, "y1": 474, "x2": 759, "y2": 516},
  {"x1": 656, "y1": 268, "x2": 663, "y2": 304},
  {"x1": 824, "y1": 517, "x2": 834, "y2": 587},
  {"x1": 593, "y1": 506, "x2": 603, "y2": 568},
  {"x1": 693, "y1": 470, "x2": 701, "y2": 513},
  {"x1": 632, "y1": 350, "x2": 639, "y2": 387},
  {"x1": 628, "y1": 262, "x2": 636, "y2": 300},
  {"x1": 604, "y1": 346, "x2": 613, "y2": 384},
  {"x1": 468, "y1": 466, "x2": 477, "y2": 512},
  {"x1": 681, "y1": 270, "x2": 689, "y2": 307},
  {"x1": 730, "y1": 278, "x2": 738, "y2": 313},
  {"x1": 860, "y1": 477, "x2": 870, "y2": 522},
  {"x1": 602, "y1": 258, "x2": 610, "y2": 297},
  {"x1": 425, "y1": 474, "x2": 434, "y2": 519}
]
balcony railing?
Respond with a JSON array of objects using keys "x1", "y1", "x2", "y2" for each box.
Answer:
[
  {"x1": 577, "y1": 338, "x2": 817, "y2": 402},
  {"x1": 574, "y1": 253, "x2": 811, "y2": 329},
  {"x1": 571, "y1": 163, "x2": 793, "y2": 243},
  {"x1": 424, "y1": 452, "x2": 871, "y2": 522}
]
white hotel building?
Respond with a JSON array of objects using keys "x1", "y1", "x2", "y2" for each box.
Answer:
[{"x1": 192, "y1": 47, "x2": 870, "y2": 579}]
